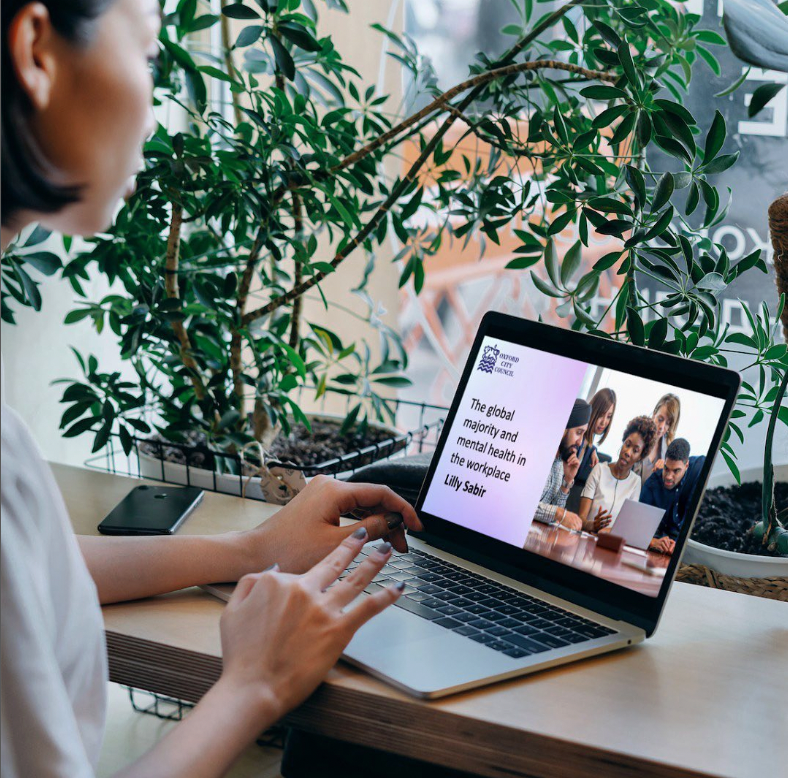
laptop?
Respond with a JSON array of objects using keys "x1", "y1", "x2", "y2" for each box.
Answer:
[
  {"x1": 338, "y1": 312, "x2": 739, "y2": 698},
  {"x1": 609, "y1": 499, "x2": 665, "y2": 550}
]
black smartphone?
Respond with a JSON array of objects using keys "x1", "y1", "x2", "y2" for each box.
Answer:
[{"x1": 97, "y1": 485, "x2": 204, "y2": 535}]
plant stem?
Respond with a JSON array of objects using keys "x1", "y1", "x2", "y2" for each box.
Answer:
[
  {"x1": 220, "y1": 0, "x2": 243, "y2": 127},
  {"x1": 164, "y1": 202, "x2": 206, "y2": 400},
  {"x1": 762, "y1": 368, "x2": 787, "y2": 541},
  {"x1": 289, "y1": 192, "x2": 303, "y2": 349}
]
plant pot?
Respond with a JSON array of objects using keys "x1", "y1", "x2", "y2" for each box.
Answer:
[
  {"x1": 138, "y1": 413, "x2": 407, "y2": 503},
  {"x1": 678, "y1": 464, "x2": 788, "y2": 600}
]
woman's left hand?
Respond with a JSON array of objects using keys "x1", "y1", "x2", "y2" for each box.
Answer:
[{"x1": 239, "y1": 476, "x2": 423, "y2": 574}]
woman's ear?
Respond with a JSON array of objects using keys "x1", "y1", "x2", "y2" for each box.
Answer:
[{"x1": 8, "y1": 2, "x2": 58, "y2": 110}]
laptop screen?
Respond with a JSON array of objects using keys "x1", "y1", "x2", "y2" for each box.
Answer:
[{"x1": 420, "y1": 334, "x2": 727, "y2": 598}]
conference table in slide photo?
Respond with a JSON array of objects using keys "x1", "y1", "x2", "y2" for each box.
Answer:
[
  {"x1": 524, "y1": 522, "x2": 670, "y2": 596},
  {"x1": 53, "y1": 463, "x2": 786, "y2": 778}
]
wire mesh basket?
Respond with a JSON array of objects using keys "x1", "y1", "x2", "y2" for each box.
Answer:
[{"x1": 86, "y1": 393, "x2": 447, "y2": 500}]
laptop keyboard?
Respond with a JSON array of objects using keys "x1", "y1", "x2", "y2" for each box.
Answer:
[{"x1": 344, "y1": 545, "x2": 617, "y2": 659}]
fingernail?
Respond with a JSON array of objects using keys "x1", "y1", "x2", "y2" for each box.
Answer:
[
  {"x1": 263, "y1": 563, "x2": 278, "y2": 572},
  {"x1": 394, "y1": 581, "x2": 406, "y2": 592},
  {"x1": 352, "y1": 526, "x2": 368, "y2": 539},
  {"x1": 385, "y1": 512, "x2": 403, "y2": 530},
  {"x1": 375, "y1": 542, "x2": 392, "y2": 555}
]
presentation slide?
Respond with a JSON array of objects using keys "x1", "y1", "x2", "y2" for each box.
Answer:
[{"x1": 421, "y1": 337, "x2": 587, "y2": 546}]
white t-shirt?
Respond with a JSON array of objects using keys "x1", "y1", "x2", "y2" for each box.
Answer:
[
  {"x1": 1, "y1": 402, "x2": 107, "y2": 777},
  {"x1": 581, "y1": 462, "x2": 642, "y2": 527}
]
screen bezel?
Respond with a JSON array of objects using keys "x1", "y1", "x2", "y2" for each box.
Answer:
[{"x1": 413, "y1": 312, "x2": 740, "y2": 636}]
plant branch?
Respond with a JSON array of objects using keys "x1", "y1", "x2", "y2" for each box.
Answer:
[
  {"x1": 243, "y1": 60, "x2": 613, "y2": 325},
  {"x1": 220, "y1": 0, "x2": 243, "y2": 127},
  {"x1": 164, "y1": 202, "x2": 206, "y2": 400},
  {"x1": 289, "y1": 192, "x2": 304, "y2": 348}
]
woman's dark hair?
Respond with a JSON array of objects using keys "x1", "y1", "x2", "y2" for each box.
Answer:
[
  {"x1": 585, "y1": 387, "x2": 616, "y2": 446},
  {"x1": 1, "y1": 0, "x2": 116, "y2": 225},
  {"x1": 622, "y1": 415, "x2": 658, "y2": 462}
]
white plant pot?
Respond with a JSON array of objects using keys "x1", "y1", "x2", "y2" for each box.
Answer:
[
  {"x1": 682, "y1": 464, "x2": 788, "y2": 578},
  {"x1": 138, "y1": 413, "x2": 405, "y2": 503}
]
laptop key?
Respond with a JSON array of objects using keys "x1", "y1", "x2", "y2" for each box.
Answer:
[
  {"x1": 529, "y1": 618, "x2": 553, "y2": 630},
  {"x1": 563, "y1": 632, "x2": 593, "y2": 644},
  {"x1": 406, "y1": 591, "x2": 429, "y2": 602},
  {"x1": 444, "y1": 585, "x2": 473, "y2": 595},
  {"x1": 432, "y1": 591, "x2": 456, "y2": 601},
  {"x1": 480, "y1": 611, "x2": 509, "y2": 623},
  {"x1": 436, "y1": 605, "x2": 463, "y2": 616},
  {"x1": 463, "y1": 592, "x2": 490, "y2": 602},
  {"x1": 464, "y1": 604, "x2": 490, "y2": 616},
  {"x1": 422, "y1": 598, "x2": 445, "y2": 609},
  {"x1": 492, "y1": 604, "x2": 521, "y2": 616},
  {"x1": 576, "y1": 625, "x2": 609, "y2": 639},
  {"x1": 450, "y1": 597, "x2": 474, "y2": 608},
  {"x1": 545, "y1": 625, "x2": 573, "y2": 637},
  {"x1": 469, "y1": 633, "x2": 496, "y2": 644},
  {"x1": 485, "y1": 626, "x2": 511, "y2": 637},
  {"x1": 503, "y1": 647, "x2": 531, "y2": 659},
  {"x1": 468, "y1": 618, "x2": 495, "y2": 630},
  {"x1": 395, "y1": 597, "x2": 442, "y2": 621},
  {"x1": 453, "y1": 612, "x2": 477, "y2": 623},
  {"x1": 531, "y1": 633, "x2": 570, "y2": 649},
  {"x1": 514, "y1": 624, "x2": 541, "y2": 636},
  {"x1": 453, "y1": 626, "x2": 480, "y2": 637},
  {"x1": 488, "y1": 641, "x2": 514, "y2": 652},
  {"x1": 506, "y1": 634, "x2": 552, "y2": 653},
  {"x1": 435, "y1": 617, "x2": 462, "y2": 629},
  {"x1": 417, "y1": 584, "x2": 442, "y2": 595},
  {"x1": 416, "y1": 572, "x2": 444, "y2": 582},
  {"x1": 498, "y1": 618, "x2": 522, "y2": 629}
]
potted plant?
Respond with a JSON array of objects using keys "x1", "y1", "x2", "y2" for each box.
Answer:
[
  {"x1": 677, "y1": 1, "x2": 788, "y2": 595},
  {"x1": 2, "y1": 0, "x2": 785, "y2": 507}
]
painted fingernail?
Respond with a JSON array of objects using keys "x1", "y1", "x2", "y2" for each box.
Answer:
[
  {"x1": 394, "y1": 581, "x2": 406, "y2": 592},
  {"x1": 352, "y1": 526, "x2": 368, "y2": 539},
  {"x1": 375, "y1": 542, "x2": 392, "y2": 555},
  {"x1": 385, "y1": 512, "x2": 403, "y2": 530},
  {"x1": 263, "y1": 563, "x2": 279, "y2": 572}
]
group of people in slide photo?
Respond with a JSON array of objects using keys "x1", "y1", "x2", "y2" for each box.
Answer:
[{"x1": 533, "y1": 388, "x2": 705, "y2": 556}]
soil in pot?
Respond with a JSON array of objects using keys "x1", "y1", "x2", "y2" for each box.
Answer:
[
  {"x1": 140, "y1": 418, "x2": 405, "y2": 476},
  {"x1": 692, "y1": 480, "x2": 788, "y2": 557}
]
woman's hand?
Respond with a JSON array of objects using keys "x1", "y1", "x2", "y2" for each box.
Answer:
[
  {"x1": 592, "y1": 506, "x2": 613, "y2": 533},
  {"x1": 649, "y1": 536, "x2": 675, "y2": 555},
  {"x1": 241, "y1": 476, "x2": 423, "y2": 574},
  {"x1": 219, "y1": 528, "x2": 401, "y2": 722}
]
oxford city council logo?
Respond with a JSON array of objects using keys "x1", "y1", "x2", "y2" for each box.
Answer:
[{"x1": 477, "y1": 343, "x2": 499, "y2": 373}]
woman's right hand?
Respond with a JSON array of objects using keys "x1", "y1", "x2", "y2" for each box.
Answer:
[
  {"x1": 592, "y1": 507, "x2": 613, "y2": 533},
  {"x1": 217, "y1": 527, "x2": 400, "y2": 723}
]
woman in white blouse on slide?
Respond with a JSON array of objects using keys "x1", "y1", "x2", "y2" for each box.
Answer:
[
  {"x1": 0, "y1": 2, "x2": 423, "y2": 776},
  {"x1": 578, "y1": 416, "x2": 658, "y2": 534}
]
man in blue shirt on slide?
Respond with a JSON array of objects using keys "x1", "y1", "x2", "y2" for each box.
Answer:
[{"x1": 641, "y1": 438, "x2": 705, "y2": 554}]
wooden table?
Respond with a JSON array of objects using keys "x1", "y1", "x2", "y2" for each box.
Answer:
[
  {"x1": 56, "y1": 463, "x2": 787, "y2": 778},
  {"x1": 524, "y1": 522, "x2": 670, "y2": 597}
]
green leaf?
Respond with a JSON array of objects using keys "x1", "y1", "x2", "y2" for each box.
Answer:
[
  {"x1": 269, "y1": 35, "x2": 295, "y2": 80},
  {"x1": 697, "y1": 46, "x2": 721, "y2": 76},
  {"x1": 24, "y1": 251, "x2": 62, "y2": 276},
  {"x1": 627, "y1": 307, "x2": 645, "y2": 346},
  {"x1": 218, "y1": 409, "x2": 241, "y2": 429},
  {"x1": 505, "y1": 254, "x2": 541, "y2": 270},
  {"x1": 747, "y1": 82, "x2": 786, "y2": 118},
  {"x1": 235, "y1": 24, "x2": 263, "y2": 47},
  {"x1": 617, "y1": 42, "x2": 639, "y2": 87},
  {"x1": 580, "y1": 85, "x2": 628, "y2": 101},
  {"x1": 625, "y1": 165, "x2": 646, "y2": 212},
  {"x1": 714, "y1": 68, "x2": 750, "y2": 98},
  {"x1": 702, "y1": 152, "x2": 739, "y2": 175},
  {"x1": 695, "y1": 30, "x2": 726, "y2": 45},
  {"x1": 222, "y1": 3, "x2": 261, "y2": 19},
  {"x1": 561, "y1": 241, "x2": 582, "y2": 286},
  {"x1": 279, "y1": 21, "x2": 322, "y2": 52},
  {"x1": 530, "y1": 272, "x2": 563, "y2": 299},
  {"x1": 652, "y1": 173, "x2": 674, "y2": 212},
  {"x1": 703, "y1": 110, "x2": 726, "y2": 163},
  {"x1": 544, "y1": 240, "x2": 560, "y2": 288}
]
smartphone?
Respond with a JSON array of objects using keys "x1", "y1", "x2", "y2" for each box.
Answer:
[{"x1": 97, "y1": 485, "x2": 204, "y2": 535}]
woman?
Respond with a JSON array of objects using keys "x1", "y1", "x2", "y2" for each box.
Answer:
[
  {"x1": 0, "y1": 2, "x2": 422, "y2": 776},
  {"x1": 576, "y1": 388, "x2": 616, "y2": 483},
  {"x1": 578, "y1": 416, "x2": 657, "y2": 534},
  {"x1": 634, "y1": 393, "x2": 681, "y2": 484}
]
